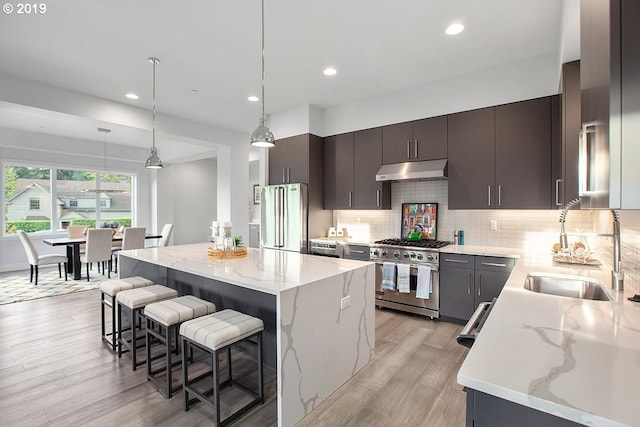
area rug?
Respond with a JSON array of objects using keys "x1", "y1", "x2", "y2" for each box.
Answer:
[{"x1": 0, "y1": 266, "x2": 108, "y2": 305}]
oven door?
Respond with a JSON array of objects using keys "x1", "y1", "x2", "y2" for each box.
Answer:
[{"x1": 374, "y1": 263, "x2": 439, "y2": 318}]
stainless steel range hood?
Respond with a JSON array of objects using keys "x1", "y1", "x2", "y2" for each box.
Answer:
[{"x1": 376, "y1": 159, "x2": 448, "y2": 182}]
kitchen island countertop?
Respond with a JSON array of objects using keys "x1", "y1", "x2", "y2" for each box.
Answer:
[
  {"x1": 119, "y1": 243, "x2": 375, "y2": 427},
  {"x1": 457, "y1": 251, "x2": 640, "y2": 426}
]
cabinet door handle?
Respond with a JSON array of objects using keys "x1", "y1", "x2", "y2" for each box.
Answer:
[
  {"x1": 498, "y1": 185, "x2": 502, "y2": 207},
  {"x1": 487, "y1": 185, "x2": 491, "y2": 207},
  {"x1": 555, "y1": 179, "x2": 563, "y2": 206},
  {"x1": 406, "y1": 141, "x2": 411, "y2": 159},
  {"x1": 414, "y1": 139, "x2": 418, "y2": 158},
  {"x1": 467, "y1": 272, "x2": 472, "y2": 295},
  {"x1": 444, "y1": 258, "x2": 469, "y2": 263},
  {"x1": 287, "y1": 168, "x2": 291, "y2": 183},
  {"x1": 376, "y1": 190, "x2": 381, "y2": 207},
  {"x1": 478, "y1": 274, "x2": 482, "y2": 297},
  {"x1": 481, "y1": 262, "x2": 507, "y2": 268},
  {"x1": 352, "y1": 250, "x2": 365, "y2": 254},
  {"x1": 348, "y1": 191, "x2": 353, "y2": 208},
  {"x1": 282, "y1": 168, "x2": 286, "y2": 184}
]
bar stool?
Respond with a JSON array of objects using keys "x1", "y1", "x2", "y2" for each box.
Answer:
[
  {"x1": 144, "y1": 295, "x2": 217, "y2": 398},
  {"x1": 116, "y1": 284, "x2": 178, "y2": 370},
  {"x1": 100, "y1": 276, "x2": 154, "y2": 351},
  {"x1": 180, "y1": 309, "x2": 264, "y2": 426}
]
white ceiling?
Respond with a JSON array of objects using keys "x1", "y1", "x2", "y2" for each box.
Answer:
[{"x1": 0, "y1": 0, "x2": 569, "y2": 157}]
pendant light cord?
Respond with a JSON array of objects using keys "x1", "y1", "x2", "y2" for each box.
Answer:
[
  {"x1": 152, "y1": 58, "x2": 157, "y2": 151},
  {"x1": 260, "y1": 0, "x2": 266, "y2": 125}
]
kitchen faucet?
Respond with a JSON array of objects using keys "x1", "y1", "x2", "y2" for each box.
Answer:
[{"x1": 559, "y1": 198, "x2": 624, "y2": 292}]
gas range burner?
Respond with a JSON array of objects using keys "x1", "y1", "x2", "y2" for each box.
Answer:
[{"x1": 374, "y1": 238, "x2": 451, "y2": 249}]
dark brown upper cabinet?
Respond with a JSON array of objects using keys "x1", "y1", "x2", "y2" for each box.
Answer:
[
  {"x1": 268, "y1": 134, "x2": 323, "y2": 185},
  {"x1": 448, "y1": 107, "x2": 495, "y2": 209},
  {"x1": 324, "y1": 128, "x2": 390, "y2": 210},
  {"x1": 494, "y1": 96, "x2": 553, "y2": 209},
  {"x1": 448, "y1": 96, "x2": 557, "y2": 209},
  {"x1": 354, "y1": 128, "x2": 391, "y2": 209},
  {"x1": 323, "y1": 132, "x2": 355, "y2": 210},
  {"x1": 382, "y1": 116, "x2": 447, "y2": 164}
]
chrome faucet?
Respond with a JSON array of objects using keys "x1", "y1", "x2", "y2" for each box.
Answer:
[{"x1": 559, "y1": 198, "x2": 624, "y2": 292}]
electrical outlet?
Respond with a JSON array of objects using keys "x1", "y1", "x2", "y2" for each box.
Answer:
[
  {"x1": 490, "y1": 220, "x2": 498, "y2": 231},
  {"x1": 340, "y1": 295, "x2": 351, "y2": 310}
]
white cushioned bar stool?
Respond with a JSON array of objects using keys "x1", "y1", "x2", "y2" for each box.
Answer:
[
  {"x1": 100, "y1": 276, "x2": 154, "y2": 351},
  {"x1": 116, "y1": 284, "x2": 178, "y2": 370},
  {"x1": 144, "y1": 295, "x2": 217, "y2": 398},
  {"x1": 180, "y1": 309, "x2": 264, "y2": 426}
]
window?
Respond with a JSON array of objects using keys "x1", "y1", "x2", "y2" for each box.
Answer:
[{"x1": 3, "y1": 164, "x2": 135, "y2": 234}]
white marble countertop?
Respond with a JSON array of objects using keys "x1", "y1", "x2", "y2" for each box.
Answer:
[
  {"x1": 440, "y1": 244, "x2": 521, "y2": 258},
  {"x1": 120, "y1": 243, "x2": 372, "y2": 295},
  {"x1": 457, "y1": 251, "x2": 640, "y2": 426}
]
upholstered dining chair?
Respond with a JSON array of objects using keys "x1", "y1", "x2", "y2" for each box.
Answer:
[
  {"x1": 16, "y1": 230, "x2": 68, "y2": 286},
  {"x1": 112, "y1": 226, "x2": 146, "y2": 273},
  {"x1": 81, "y1": 228, "x2": 114, "y2": 281},
  {"x1": 158, "y1": 223, "x2": 174, "y2": 247}
]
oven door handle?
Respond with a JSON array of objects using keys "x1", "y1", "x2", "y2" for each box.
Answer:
[{"x1": 456, "y1": 300, "x2": 494, "y2": 348}]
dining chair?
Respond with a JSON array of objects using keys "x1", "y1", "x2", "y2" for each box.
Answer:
[
  {"x1": 112, "y1": 226, "x2": 146, "y2": 273},
  {"x1": 158, "y1": 223, "x2": 174, "y2": 247},
  {"x1": 81, "y1": 228, "x2": 114, "y2": 281},
  {"x1": 16, "y1": 230, "x2": 68, "y2": 286}
]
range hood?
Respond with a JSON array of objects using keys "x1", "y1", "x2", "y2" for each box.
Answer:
[{"x1": 376, "y1": 159, "x2": 448, "y2": 182}]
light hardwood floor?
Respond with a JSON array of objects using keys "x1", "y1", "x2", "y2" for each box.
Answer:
[{"x1": 0, "y1": 289, "x2": 468, "y2": 426}]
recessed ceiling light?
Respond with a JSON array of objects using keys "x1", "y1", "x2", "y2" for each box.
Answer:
[
  {"x1": 323, "y1": 67, "x2": 337, "y2": 76},
  {"x1": 125, "y1": 93, "x2": 139, "y2": 100},
  {"x1": 446, "y1": 23, "x2": 464, "y2": 35},
  {"x1": 248, "y1": 95, "x2": 260, "y2": 102}
]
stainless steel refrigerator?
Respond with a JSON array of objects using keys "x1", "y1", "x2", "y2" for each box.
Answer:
[{"x1": 261, "y1": 183, "x2": 309, "y2": 253}]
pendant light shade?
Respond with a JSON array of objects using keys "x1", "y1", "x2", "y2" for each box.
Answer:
[
  {"x1": 250, "y1": 0, "x2": 275, "y2": 148},
  {"x1": 146, "y1": 57, "x2": 164, "y2": 169}
]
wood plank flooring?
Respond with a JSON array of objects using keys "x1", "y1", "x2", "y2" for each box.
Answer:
[{"x1": 0, "y1": 288, "x2": 468, "y2": 426}]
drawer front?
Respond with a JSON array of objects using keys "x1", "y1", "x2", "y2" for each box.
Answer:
[
  {"x1": 343, "y1": 244, "x2": 370, "y2": 261},
  {"x1": 475, "y1": 256, "x2": 515, "y2": 272},
  {"x1": 440, "y1": 253, "x2": 475, "y2": 270}
]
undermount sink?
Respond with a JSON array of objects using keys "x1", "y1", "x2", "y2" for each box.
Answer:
[{"x1": 524, "y1": 272, "x2": 611, "y2": 301}]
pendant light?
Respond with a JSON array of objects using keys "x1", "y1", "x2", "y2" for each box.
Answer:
[
  {"x1": 250, "y1": 0, "x2": 275, "y2": 148},
  {"x1": 145, "y1": 57, "x2": 164, "y2": 168}
]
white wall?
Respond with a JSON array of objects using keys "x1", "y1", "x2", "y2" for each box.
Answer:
[
  {"x1": 321, "y1": 52, "x2": 560, "y2": 136},
  {"x1": 158, "y1": 158, "x2": 217, "y2": 245}
]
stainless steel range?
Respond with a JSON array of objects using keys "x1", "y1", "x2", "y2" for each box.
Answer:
[{"x1": 370, "y1": 238, "x2": 450, "y2": 319}]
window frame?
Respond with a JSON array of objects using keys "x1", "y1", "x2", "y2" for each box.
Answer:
[{"x1": 2, "y1": 161, "x2": 138, "y2": 236}]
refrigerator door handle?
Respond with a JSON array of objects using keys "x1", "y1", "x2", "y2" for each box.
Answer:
[
  {"x1": 278, "y1": 186, "x2": 285, "y2": 247},
  {"x1": 274, "y1": 186, "x2": 281, "y2": 247}
]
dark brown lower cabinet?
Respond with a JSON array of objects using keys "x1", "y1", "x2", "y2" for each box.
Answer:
[
  {"x1": 440, "y1": 254, "x2": 514, "y2": 322},
  {"x1": 466, "y1": 389, "x2": 582, "y2": 427}
]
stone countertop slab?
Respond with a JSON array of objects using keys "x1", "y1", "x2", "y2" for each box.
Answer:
[
  {"x1": 457, "y1": 252, "x2": 640, "y2": 426},
  {"x1": 120, "y1": 243, "x2": 372, "y2": 295}
]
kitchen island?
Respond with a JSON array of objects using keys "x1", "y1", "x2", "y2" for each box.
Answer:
[
  {"x1": 118, "y1": 243, "x2": 375, "y2": 427},
  {"x1": 457, "y1": 251, "x2": 640, "y2": 426}
]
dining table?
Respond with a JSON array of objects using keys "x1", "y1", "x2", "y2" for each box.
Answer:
[{"x1": 43, "y1": 232, "x2": 162, "y2": 280}]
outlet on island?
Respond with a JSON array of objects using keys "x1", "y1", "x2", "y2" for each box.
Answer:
[
  {"x1": 340, "y1": 295, "x2": 351, "y2": 310},
  {"x1": 490, "y1": 220, "x2": 498, "y2": 231}
]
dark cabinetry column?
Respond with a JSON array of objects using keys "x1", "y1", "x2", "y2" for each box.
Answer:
[
  {"x1": 448, "y1": 107, "x2": 495, "y2": 209},
  {"x1": 354, "y1": 128, "x2": 390, "y2": 209},
  {"x1": 494, "y1": 97, "x2": 552, "y2": 209}
]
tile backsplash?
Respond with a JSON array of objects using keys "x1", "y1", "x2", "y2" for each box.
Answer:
[
  {"x1": 333, "y1": 181, "x2": 640, "y2": 295},
  {"x1": 334, "y1": 181, "x2": 592, "y2": 254}
]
